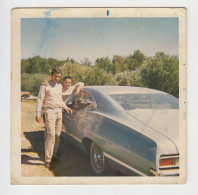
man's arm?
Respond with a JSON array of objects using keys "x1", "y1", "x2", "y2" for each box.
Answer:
[
  {"x1": 59, "y1": 84, "x2": 73, "y2": 114},
  {"x1": 61, "y1": 101, "x2": 73, "y2": 114},
  {"x1": 35, "y1": 85, "x2": 46, "y2": 122},
  {"x1": 74, "y1": 82, "x2": 84, "y2": 97}
]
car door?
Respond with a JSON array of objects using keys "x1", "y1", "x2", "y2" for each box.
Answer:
[{"x1": 63, "y1": 90, "x2": 97, "y2": 140}]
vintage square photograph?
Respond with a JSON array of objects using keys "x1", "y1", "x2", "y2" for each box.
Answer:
[{"x1": 11, "y1": 8, "x2": 186, "y2": 184}]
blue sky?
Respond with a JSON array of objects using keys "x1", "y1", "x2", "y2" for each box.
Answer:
[{"x1": 21, "y1": 17, "x2": 178, "y2": 63}]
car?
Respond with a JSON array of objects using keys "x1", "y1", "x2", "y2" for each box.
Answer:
[
  {"x1": 21, "y1": 91, "x2": 31, "y2": 101},
  {"x1": 62, "y1": 86, "x2": 179, "y2": 176}
]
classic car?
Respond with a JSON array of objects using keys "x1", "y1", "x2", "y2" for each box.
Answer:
[
  {"x1": 21, "y1": 91, "x2": 31, "y2": 101},
  {"x1": 62, "y1": 86, "x2": 179, "y2": 176}
]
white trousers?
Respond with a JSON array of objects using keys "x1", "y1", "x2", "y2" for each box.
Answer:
[{"x1": 44, "y1": 109, "x2": 62, "y2": 163}]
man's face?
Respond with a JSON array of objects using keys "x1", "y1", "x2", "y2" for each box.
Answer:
[
  {"x1": 63, "y1": 78, "x2": 72, "y2": 89},
  {"x1": 51, "y1": 73, "x2": 61, "y2": 84}
]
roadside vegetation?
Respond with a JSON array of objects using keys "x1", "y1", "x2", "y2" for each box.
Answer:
[{"x1": 21, "y1": 50, "x2": 179, "y2": 97}]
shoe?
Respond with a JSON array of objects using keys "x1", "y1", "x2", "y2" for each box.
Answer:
[{"x1": 45, "y1": 162, "x2": 51, "y2": 169}]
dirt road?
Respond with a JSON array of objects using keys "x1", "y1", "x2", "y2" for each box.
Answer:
[{"x1": 21, "y1": 100, "x2": 95, "y2": 176}]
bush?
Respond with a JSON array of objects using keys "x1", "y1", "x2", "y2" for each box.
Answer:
[
  {"x1": 61, "y1": 62, "x2": 116, "y2": 86},
  {"x1": 115, "y1": 70, "x2": 145, "y2": 87},
  {"x1": 21, "y1": 73, "x2": 49, "y2": 95},
  {"x1": 140, "y1": 53, "x2": 179, "y2": 97}
]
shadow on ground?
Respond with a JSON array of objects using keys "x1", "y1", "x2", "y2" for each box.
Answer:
[
  {"x1": 21, "y1": 154, "x2": 44, "y2": 166},
  {"x1": 22, "y1": 130, "x2": 95, "y2": 176}
]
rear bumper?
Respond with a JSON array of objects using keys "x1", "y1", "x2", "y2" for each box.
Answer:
[
  {"x1": 150, "y1": 168, "x2": 179, "y2": 176},
  {"x1": 159, "y1": 168, "x2": 179, "y2": 176}
]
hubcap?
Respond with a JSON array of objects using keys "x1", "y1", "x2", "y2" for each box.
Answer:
[{"x1": 92, "y1": 144, "x2": 104, "y2": 171}]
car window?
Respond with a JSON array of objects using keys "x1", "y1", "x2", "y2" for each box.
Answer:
[
  {"x1": 67, "y1": 90, "x2": 97, "y2": 110},
  {"x1": 110, "y1": 93, "x2": 178, "y2": 110},
  {"x1": 149, "y1": 94, "x2": 178, "y2": 109},
  {"x1": 110, "y1": 94, "x2": 151, "y2": 110}
]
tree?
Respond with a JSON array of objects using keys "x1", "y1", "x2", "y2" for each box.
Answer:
[
  {"x1": 84, "y1": 67, "x2": 116, "y2": 85},
  {"x1": 112, "y1": 55, "x2": 128, "y2": 74},
  {"x1": 125, "y1": 50, "x2": 146, "y2": 71},
  {"x1": 21, "y1": 59, "x2": 30, "y2": 74},
  {"x1": 95, "y1": 57, "x2": 112, "y2": 73},
  {"x1": 21, "y1": 53, "x2": 179, "y2": 97},
  {"x1": 115, "y1": 70, "x2": 145, "y2": 87},
  {"x1": 141, "y1": 52, "x2": 179, "y2": 97},
  {"x1": 21, "y1": 73, "x2": 49, "y2": 95},
  {"x1": 28, "y1": 56, "x2": 42, "y2": 73},
  {"x1": 21, "y1": 56, "x2": 65, "y2": 74},
  {"x1": 81, "y1": 58, "x2": 92, "y2": 67}
]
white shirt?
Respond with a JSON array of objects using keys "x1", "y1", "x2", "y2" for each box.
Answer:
[
  {"x1": 62, "y1": 82, "x2": 84, "y2": 102},
  {"x1": 36, "y1": 80, "x2": 67, "y2": 117}
]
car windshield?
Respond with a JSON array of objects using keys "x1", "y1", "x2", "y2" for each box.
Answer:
[{"x1": 109, "y1": 93, "x2": 178, "y2": 110}]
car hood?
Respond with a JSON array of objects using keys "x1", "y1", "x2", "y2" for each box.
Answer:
[{"x1": 127, "y1": 109, "x2": 179, "y2": 150}]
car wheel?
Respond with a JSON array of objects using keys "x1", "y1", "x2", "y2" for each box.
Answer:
[
  {"x1": 21, "y1": 96, "x2": 25, "y2": 101},
  {"x1": 90, "y1": 142, "x2": 110, "y2": 175}
]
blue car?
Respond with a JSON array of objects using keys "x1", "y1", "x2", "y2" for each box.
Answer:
[{"x1": 62, "y1": 86, "x2": 179, "y2": 176}]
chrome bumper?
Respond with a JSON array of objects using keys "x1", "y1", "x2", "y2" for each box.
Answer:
[{"x1": 150, "y1": 168, "x2": 179, "y2": 176}]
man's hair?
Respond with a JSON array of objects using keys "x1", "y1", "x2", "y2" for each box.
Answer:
[
  {"x1": 63, "y1": 76, "x2": 72, "y2": 81},
  {"x1": 51, "y1": 67, "x2": 62, "y2": 75}
]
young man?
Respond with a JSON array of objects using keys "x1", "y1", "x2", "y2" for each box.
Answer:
[
  {"x1": 62, "y1": 76, "x2": 84, "y2": 103},
  {"x1": 35, "y1": 67, "x2": 72, "y2": 168}
]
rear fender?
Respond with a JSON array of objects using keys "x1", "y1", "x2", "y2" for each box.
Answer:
[{"x1": 83, "y1": 114, "x2": 157, "y2": 175}]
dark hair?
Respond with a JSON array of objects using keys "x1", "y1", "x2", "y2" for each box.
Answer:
[
  {"x1": 51, "y1": 67, "x2": 62, "y2": 75},
  {"x1": 63, "y1": 76, "x2": 72, "y2": 81}
]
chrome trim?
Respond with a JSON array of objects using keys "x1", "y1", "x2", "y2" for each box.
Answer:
[
  {"x1": 150, "y1": 169, "x2": 160, "y2": 176},
  {"x1": 159, "y1": 166, "x2": 179, "y2": 170},
  {"x1": 160, "y1": 155, "x2": 179, "y2": 159},
  {"x1": 159, "y1": 169, "x2": 179, "y2": 176},
  {"x1": 104, "y1": 152, "x2": 147, "y2": 176}
]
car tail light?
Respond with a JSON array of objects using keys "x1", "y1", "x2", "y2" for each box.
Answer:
[{"x1": 159, "y1": 156, "x2": 179, "y2": 168}]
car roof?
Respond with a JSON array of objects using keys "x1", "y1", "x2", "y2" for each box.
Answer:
[{"x1": 83, "y1": 86, "x2": 165, "y2": 95}]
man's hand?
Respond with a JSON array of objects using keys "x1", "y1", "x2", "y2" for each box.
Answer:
[
  {"x1": 35, "y1": 116, "x2": 42, "y2": 123},
  {"x1": 65, "y1": 107, "x2": 73, "y2": 114},
  {"x1": 42, "y1": 80, "x2": 49, "y2": 86}
]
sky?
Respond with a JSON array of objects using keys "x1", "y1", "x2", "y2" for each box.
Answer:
[{"x1": 21, "y1": 17, "x2": 178, "y2": 64}]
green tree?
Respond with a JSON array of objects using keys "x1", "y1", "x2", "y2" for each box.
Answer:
[
  {"x1": 21, "y1": 73, "x2": 49, "y2": 95},
  {"x1": 125, "y1": 50, "x2": 146, "y2": 71},
  {"x1": 21, "y1": 59, "x2": 30, "y2": 74},
  {"x1": 21, "y1": 56, "x2": 65, "y2": 74},
  {"x1": 115, "y1": 70, "x2": 145, "y2": 87},
  {"x1": 95, "y1": 57, "x2": 112, "y2": 73},
  {"x1": 112, "y1": 55, "x2": 128, "y2": 74},
  {"x1": 28, "y1": 56, "x2": 42, "y2": 73},
  {"x1": 81, "y1": 58, "x2": 92, "y2": 67},
  {"x1": 141, "y1": 52, "x2": 179, "y2": 97},
  {"x1": 84, "y1": 67, "x2": 116, "y2": 85}
]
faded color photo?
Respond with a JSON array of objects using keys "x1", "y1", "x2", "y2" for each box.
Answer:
[{"x1": 11, "y1": 8, "x2": 186, "y2": 184}]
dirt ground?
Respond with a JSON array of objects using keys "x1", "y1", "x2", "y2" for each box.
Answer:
[{"x1": 21, "y1": 100, "x2": 95, "y2": 176}]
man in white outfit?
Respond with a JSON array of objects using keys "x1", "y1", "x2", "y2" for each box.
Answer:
[
  {"x1": 62, "y1": 76, "x2": 84, "y2": 102},
  {"x1": 35, "y1": 67, "x2": 72, "y2": 169}
]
